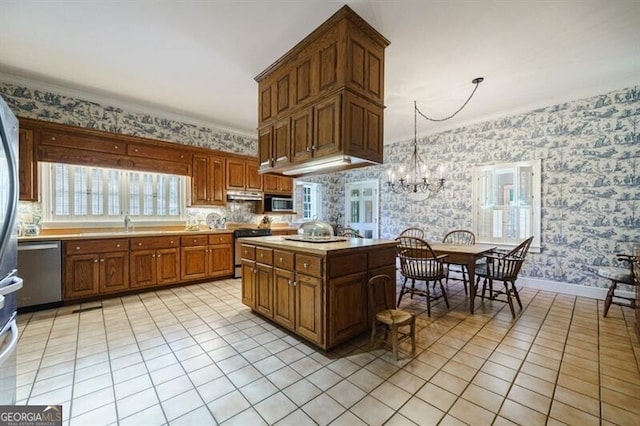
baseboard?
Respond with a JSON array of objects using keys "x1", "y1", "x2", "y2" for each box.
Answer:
[{"x1": 518, "y1": 277, "x2": 635, "y2": 300}]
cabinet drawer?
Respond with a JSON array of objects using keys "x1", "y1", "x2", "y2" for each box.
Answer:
[
  {"x1": 42, "y1": 131, "x2": 125, "y2": 154},
  {"x1": 296, "y1": 254, "x2": 323, "y2": 277},
  {"x1": 180, "y1": 235, "x2": 209, "y2": 246},
  {"x1": 273, "y1": 250, "x2": 294, "y2": 270},
  {"x1": 127, "y1": 143, "x2": 192, "y2": 164},
  {"x1": 209, "y1": 233, "x2": 233, "y2": 245},
  {"x1": 66, "y1": 239, "x2": 128, "y2": 255},
  {"x1": 241, "y1": 244, "x2": 256, "y2": 260},
  {"x1": 131, "y1": 236, "x2": 179, "y2": 250},
  {"x1": 256, "y1": 247, "x2": 273, "y2": 265}
]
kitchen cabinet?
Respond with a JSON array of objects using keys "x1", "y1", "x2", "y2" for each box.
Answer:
[
  {"x1": 226, "y1": 158, "x2": 262, "y2": 191},
  {"x1": 130, "y1": 236, "x2": 180, "y2": 288},
  {"x1": 263, "y1": 175, "x2": 293, "y2": 195},
  {"x1": 191, "y1": 154, "x2": 225, "y2": 206},
  {"x1": 243, "y1": 245, "x2": 323, "y2": 345},
  {"x1": 18, "y1": 127, "x2": 38, "y2": 201},
  {"x1": 255, "y1": 6, "x2": 388, "y2": 175},
  {"x1": 259, "y1": 119, "x2": 291, "y2": 171},
  {"x1": 180, "y1": 234, "x2": 233, "y2": 281},
  {"x1": 63, "y1": 239, "x2": 129, "y2": 299}
]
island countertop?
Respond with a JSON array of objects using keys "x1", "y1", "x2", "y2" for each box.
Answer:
[{"x1": 236, "y1": 235, "x2": 397, "y2": 255}]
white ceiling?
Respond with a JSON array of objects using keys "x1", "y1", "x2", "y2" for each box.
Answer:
[{"x1": 1, "y1": 0, "x2": 639, "y2": 144}]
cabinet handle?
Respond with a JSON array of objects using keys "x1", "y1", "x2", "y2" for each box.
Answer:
[
  {"x1": 279, "y1": 257, "x2": 284, "y2": 263},
  {"x1": 157, "y1": 253, "x2": 161, "y2": 257},
  {"x1": 180, "y1": 154, "x2": 184, "y2": 159},
  {"x1": 134, "y1": 148, "x2": 139, "y2": 153},
  {"x1": 311, "y1": 145, "x2": 316, "y2": 151},
  {"x1": 193, "y1": 239, "x2": 197, "y2": 243},
  {"x1": 152, "y1": 254, "x2": 156, "y2": 258},
  {"x1": 100, "y1": 258, "x2": 105, "y2": 263},
  {"x1": 138, "y1": 242, "x2": 142, "y2": 246},
  {"x1": 303, "y1": 262, "x2": 308, "y2": 269},
  {"x1": 51, "y1": 136, "x2": 56, "y2": 141},
  {"x1": 306, "y1": 147, "x2": 310, "y2": 152},
  {"x1": 114, "y1": 145, "x2": 119, "y2": 150},
  {"x1": 93, "y1": 259, "x2": 98, "y2": 263},
  {"x1": 293, "y1": 281, "x2": 297, "y2": 287},
  {"x1": 288, "y1": 280, "x2": 293, "y2": 286},
  {"x1": 244, "y1": 250, "x2": 248, "y2": 255},
  {"x1": 170, "y1": 240, "x2": 174, "y2": 244},
  {"x1": 259, "y1": 253, "x2": 263, "y2": 258},
  {"x1": 75, "y1": 246, "x2": 81, "y2": 250},
  {"x1": 116, "y1": 244, "x2": 121, "y2": 248}
]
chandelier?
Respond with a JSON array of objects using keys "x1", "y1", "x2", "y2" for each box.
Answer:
[{"x1": 386, "y1": 77, "x2": 484, "y2": 201}]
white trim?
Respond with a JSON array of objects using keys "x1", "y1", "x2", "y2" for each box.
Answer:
[
  {"x1": 0, "y1": 71, "x2": 257, "y2": 138},
  {"x1": 518, "y1": 276, "x2": 635, "y2": 300}
]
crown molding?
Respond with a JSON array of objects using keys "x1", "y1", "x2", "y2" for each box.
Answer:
[{"x1": 0, "y1": 70, "x2": 258, "y2": 139}]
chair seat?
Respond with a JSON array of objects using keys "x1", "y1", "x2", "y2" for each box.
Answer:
[
  {"x1": 376, "y1": 309, "x2": 413, "y2": 325},
  {"x1": 598, "y1": 266, "x2": 633, "y2": 284},
  {"x1": 475, "y1": 264, "x2": 514, "y2": 281}
]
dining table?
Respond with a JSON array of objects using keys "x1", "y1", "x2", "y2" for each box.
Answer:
[{"x1": 428, "y1": 242, "x2": 496, "y2": 313}]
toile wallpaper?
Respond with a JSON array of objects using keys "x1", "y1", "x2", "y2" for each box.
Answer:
[
  {"x1": 304, "y1": 86, "x2": 640, "y2": 290},
  {"x1": 2, "y1": 79, "x2": 638, "y2": 290}
]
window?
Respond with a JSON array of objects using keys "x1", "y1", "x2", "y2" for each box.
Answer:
[
  {"x1": 42, "y1": 163, "x2": 186, "y2": 224},
  {"x1": 472, "y1": 160, "x2": 541, "y2": 251},
  {"x1": 296, "y1": 182, "x2": 320, "y2": 220}
]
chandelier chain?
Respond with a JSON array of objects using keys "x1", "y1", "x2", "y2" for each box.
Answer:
[{"x1": 416, "y1": 77, "x2": 483, "y2": 122}]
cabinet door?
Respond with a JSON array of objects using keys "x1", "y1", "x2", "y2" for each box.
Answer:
[
  {"x1": 208, "y1": 244, "x2": 233, "y2": 277},
  {"x1": 279, "y1": 176, "x2": 293, "y2": 195},
  {"x1": 313, "y1": 93, "x2": 342, "y2": 158},
  {"x1": 226, "y1": 159, "x2": 246, "y2": 190},
  {"x1": 328, "y1": 272, "x2": 367, "y2": 347},
  {"x1": 18, "y1": 128, "x2": 37, "y2": 201},
  {"x1": 191, "y1": 154, "x2": 209, "y2": 205},
  {"x1": 241, "y1": 260, "x2": 256, "y2": 308},
  {"x1": 245, "y1": 161, "x2": 263, "y2": 191},
  {"x1": 263, "y1": 175, "x2": 279, "y2": 193},
  {"x1": 273, "y1": 268, "x2": 295, "y2": 330},
  {"x1": 291, "y1": 107, "x2": 313, "y2": 163},
  {"x1": 157, "y1": 247, "x2": 180, "y2": 285},
  {"x1": 100, "y1": 251, "x2": 129, "y2": 293},
  {"x1": 209, "y1": 157, "x2": 226, "y2": 205},
  {"x1": 181, "y1": 246, "x2": 208, "y2": 280},
  {"x1": 273, "y1": 118, "x2": 290, "y2": 168},
  {"x1": 130, "y1": 249, "x2": 157, "y2": 288},
  {"x1": 295, "y1": 273, "x2": 323, "y2": 345},
  {"x1": 64, "y1": 254, "x2": 100, "y2": 299},
  {"x1": 255, "y1": 263, "x2": 274, "y2": 318},
  {"x1": 344, "y1": 94, "x2": 383, "y2": 162},
  {"x1": 258, "y1": 126, "x2": 273, "y2": 170}
]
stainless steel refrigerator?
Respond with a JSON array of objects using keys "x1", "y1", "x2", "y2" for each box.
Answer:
[{"x1": 0, "y1": 95, "x2": 23, "y2": 405}]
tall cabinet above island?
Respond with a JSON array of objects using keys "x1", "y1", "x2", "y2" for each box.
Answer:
[{"x1": 239, "y1": 236, "x2": 397, "y2": 350}]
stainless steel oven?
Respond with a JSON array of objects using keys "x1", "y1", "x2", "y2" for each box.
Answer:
[{"x1": 233, "y1": 228, "x2": 272, "y2": 278}]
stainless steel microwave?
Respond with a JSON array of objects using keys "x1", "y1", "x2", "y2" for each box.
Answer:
[{"x1": 265, "y1": 196, "x2": 293, "y2": 212}]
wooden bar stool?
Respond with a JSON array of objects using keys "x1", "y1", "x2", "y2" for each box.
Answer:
[{"x1": 368, "y1": 274, "x2": 416, "y2": 360}]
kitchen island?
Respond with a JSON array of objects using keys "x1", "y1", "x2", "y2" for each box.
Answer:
[{"x1": 239, "y1": 236, "x2": 397, "y2": 350}]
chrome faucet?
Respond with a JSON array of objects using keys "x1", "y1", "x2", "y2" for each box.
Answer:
[{"x1": 124, "y1": 214, "x2": 131, "y2": 232}]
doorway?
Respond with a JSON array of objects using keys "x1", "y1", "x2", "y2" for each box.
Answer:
[{"x1": 344, "y1": 179, "x2": 379, "y2": 238}]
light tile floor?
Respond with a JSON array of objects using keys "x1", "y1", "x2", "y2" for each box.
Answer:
[{"x1": 15, "y1": 278, "x2": 640, "y2": 425}]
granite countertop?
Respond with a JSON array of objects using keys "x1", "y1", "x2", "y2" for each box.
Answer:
[{"x1": 237, "y1": 235, "x2": 397, "y2": 255}]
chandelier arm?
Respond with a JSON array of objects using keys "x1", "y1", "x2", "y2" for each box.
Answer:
[{"x1": 416, "y1": 77, "x2": 483, "y2": 122}]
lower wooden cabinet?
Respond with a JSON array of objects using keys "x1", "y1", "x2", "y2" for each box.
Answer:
[
  {"x1": 255, "y1": 262, "x2": 274, "y2": 317},
  {"x1": 130, "y1": 236, "x2": 180, "y2": 289},
  {"x1": 241, "y1": 259, "x2": 257, "y2": 308},
  {"x1": 181, "y1": 234, "x2": 233, "y2": 281},
  {"x1": 64, "y1": 239, "x2": 129, "y2": 300}
]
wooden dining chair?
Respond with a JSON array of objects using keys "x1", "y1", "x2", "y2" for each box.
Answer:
[
  {"x1": 368, "y1": 274, "x2": 416, "y2": 360},
  {"x1": 474, "y1": 236, "x2": 533, "y2": 318},
  {"x1": 395, "y1": 235, "x2": 449, "y2": 316},
  {"x1": 340, "y1": 227, "x2": 363, "y2": 238},
  {"x1": 399, "y1": 227, "x2": 425, "y2": 239},
  {"x1": 442, "y1": 230, "x2": 476, "y2": 294},
  {"x1": 598, "y1": 252, "x2": 638, "y2": 317}
]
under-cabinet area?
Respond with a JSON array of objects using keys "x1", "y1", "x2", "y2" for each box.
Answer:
[{"x1": 239, "y1": 236, "x2": 397, "y2": 350}]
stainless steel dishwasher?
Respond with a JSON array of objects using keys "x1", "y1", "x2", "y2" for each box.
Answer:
[{"x1": 17, "y1": 241, "x2": 62, "y2": 309}]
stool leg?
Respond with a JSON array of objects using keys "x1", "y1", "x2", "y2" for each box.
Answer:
[
  {"x1": 370, "y1": 319, "x2": 377, "y2": 349},
  {"x1": 410, "y1": 317, "x2": 416, "y2": 356},
  {"x1": 603, "y1": 281, "x2": 617, "y2": 317},
  {"x1": 505, "y1": 282, "x2": 515, "y2": 318}
]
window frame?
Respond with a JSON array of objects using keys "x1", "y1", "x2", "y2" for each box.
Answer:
[
  {"x1": 41, "y1": 162, "x2": 188, "y2": 228},
  {"x1": 296, "y1": 182, "x2": 320, "y2": 221},
  {"x1": 472, "y1": 159, "x2": 541, "y2": 252}
]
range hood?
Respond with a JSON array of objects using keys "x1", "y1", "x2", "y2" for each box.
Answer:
[
  {"x1": 282, "y1": 155, "x2": 372, "y2": 176},
  {"x1": 226, "y1": 190, "x2": 262, "y2": 201}
]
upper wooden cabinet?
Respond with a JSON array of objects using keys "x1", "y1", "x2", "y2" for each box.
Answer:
[
  {"x1": 263, "y1": 175, "x2": 293, "y2": 195},
  {"x1": 191, "y1": 154, "x2": 225, "y2": 206},
  {"x1": 226, "y1": 158, "x2": 262, "y2": 191},
  {"x1": 18, "y1": 127, "x2": 37, "y2": 201},
  {"x1": 255, "y1": 5, "x2": 389, "y2": 175}
]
